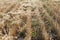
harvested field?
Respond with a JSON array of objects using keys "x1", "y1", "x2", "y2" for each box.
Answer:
[{"x1": 0, "y1": 0, "x2": 60, "y2": 40}]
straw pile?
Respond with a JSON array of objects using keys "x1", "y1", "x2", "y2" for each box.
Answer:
[{"x1": 0, "y1": 0, "x2": 60, "y2": 40}]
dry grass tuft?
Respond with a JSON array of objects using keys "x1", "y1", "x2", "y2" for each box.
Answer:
[{"x1": 0, "y1": 0, "x2": 60, "y2": 40}]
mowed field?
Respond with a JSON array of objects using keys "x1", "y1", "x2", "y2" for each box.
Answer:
[{"x1": 0, "y1": 0, "x2": 60, "y2": 40}]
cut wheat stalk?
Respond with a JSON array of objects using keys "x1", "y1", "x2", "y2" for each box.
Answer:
[
  {"x1": 24, "y1": 11, "x2": 32, "y2": 40},
  {"x1": 0, "y1": 3, "x2": 10, "y2": 12},
  {"x1": 39, "y1": 1, "x2": 60, "y2": 37},
  {"x1": 43, "y1": 2, "x2": 60, "y2": 23},
  {"x1": 34, "y1": 9, "x2": 50, "y2": 40},
  {"x1": 2, "y1": 3, "x2": 16, "y2": 13},
  {"x1": 10, "y1": 3, "x2": 20, "y2": 12}
]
